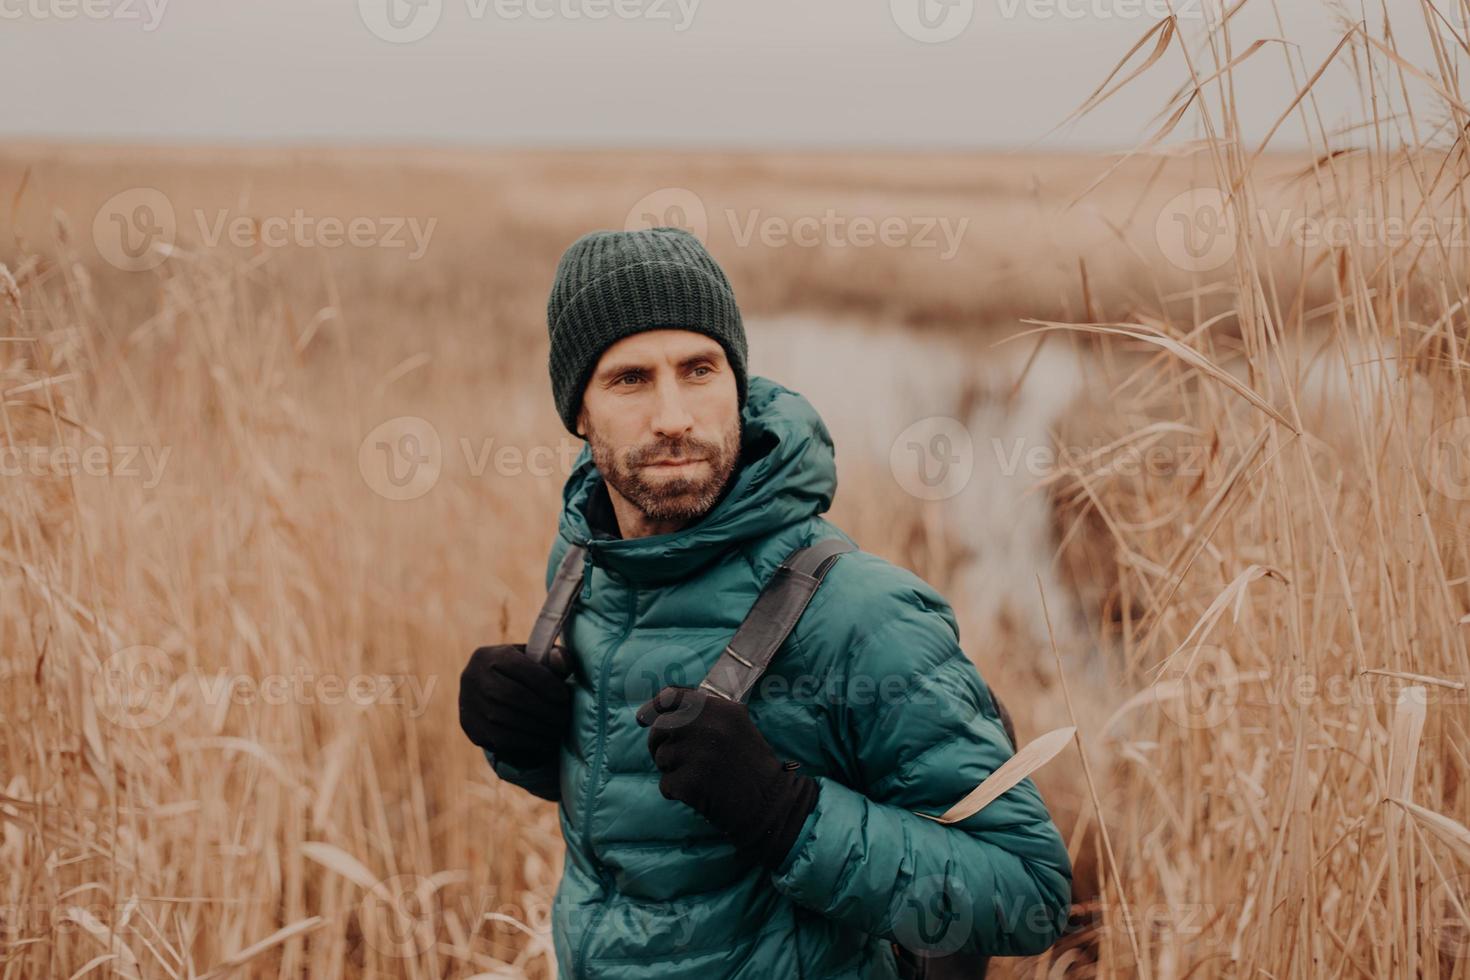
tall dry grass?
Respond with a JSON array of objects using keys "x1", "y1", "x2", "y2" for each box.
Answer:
[
  {"x1": 0, "y1": 189, "x2": 600, "y2": 975},
  {"x1": 1041, "y1": 2, "x2": 1470, "y2": 976}
]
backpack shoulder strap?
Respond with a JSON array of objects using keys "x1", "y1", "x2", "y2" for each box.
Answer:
[
  {"x1": 699, "y1": 537, "x2": 857, "y2": 704},
  {"x1": 526, "y1": 543, "x2": 585, "y2": 677}
]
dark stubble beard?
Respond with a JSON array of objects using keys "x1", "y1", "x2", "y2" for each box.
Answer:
[{"x1": 585, "y1": 413, "x2": 743, "y2": 525}]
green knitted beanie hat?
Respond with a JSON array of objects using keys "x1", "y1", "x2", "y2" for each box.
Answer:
[{"x1": 546, "y1": 227, "x2": 748, "y2": 436}]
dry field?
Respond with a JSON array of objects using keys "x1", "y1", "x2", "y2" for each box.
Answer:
[{"x1": 2, "y1": 7, "x2": 1469, "y2": 978}]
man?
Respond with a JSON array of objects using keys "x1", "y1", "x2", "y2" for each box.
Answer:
[{"x1": 459, "y1": 226, "x2": 1072, "y2": 979}]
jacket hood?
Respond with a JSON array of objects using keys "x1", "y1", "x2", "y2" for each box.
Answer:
[{"x1": 557, "y1": 375, "x2": 837, "y2": 584}]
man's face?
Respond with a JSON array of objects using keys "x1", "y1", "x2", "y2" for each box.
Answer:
[{"x1": 577, "y1": 329, "x2": 742, "y2": 527}]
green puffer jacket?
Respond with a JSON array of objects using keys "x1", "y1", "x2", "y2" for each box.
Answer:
[{"x1": 485, "y1": 375, "x2": 1072, "y2": 979}]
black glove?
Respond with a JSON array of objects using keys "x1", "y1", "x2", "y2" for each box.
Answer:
[
  {"x1": 459, "y1": 644, "x2": 572, "y2": 770},
  {"x1": 636, "y1": 685, "x2": 820, "y2": 870}
]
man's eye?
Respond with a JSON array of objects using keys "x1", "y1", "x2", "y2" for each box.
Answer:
[
  {"x1": 617, "y1": 374, "x2": 643, "y2": 386},
  {"x1": 691, "y1": 365, "x2": 712, "y2": 377}
]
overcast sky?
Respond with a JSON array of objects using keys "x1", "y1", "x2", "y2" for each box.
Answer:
[{"x1": 0, "y1": 0, "x2": 1444, "y2": 149}]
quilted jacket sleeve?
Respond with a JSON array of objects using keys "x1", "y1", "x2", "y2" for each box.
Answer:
[
  {"x1": 767, "y1": 561, "x2": 1072, "y2": 958},
  {"x1": 479, "y1": 535, "x2": 571, "y2": 804}
]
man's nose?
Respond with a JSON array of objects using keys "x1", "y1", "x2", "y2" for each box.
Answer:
[{"x1": 649, "y1": 379, "x2": 694, "y2": 438}]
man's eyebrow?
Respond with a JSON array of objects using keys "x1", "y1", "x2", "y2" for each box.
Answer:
[
  {"x1": 676, "y1": 350, "x2": 722, "y2": 369},
  {"x1": 595, "y1": 361, "x2": 648, "y2": 382}
]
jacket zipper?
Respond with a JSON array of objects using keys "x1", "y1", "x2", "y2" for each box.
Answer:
[{"x1": 570, "y1": 576, "x2": 637, "y2": 979}]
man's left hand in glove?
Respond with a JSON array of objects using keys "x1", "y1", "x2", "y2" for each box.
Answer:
[{"x1": 635, "y1": 685, "x2": 820, "y2": 871}]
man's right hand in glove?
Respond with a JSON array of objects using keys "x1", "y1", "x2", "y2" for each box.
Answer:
[{"x1": 458, "y1": 644, "x2": 572, "y2": 770}]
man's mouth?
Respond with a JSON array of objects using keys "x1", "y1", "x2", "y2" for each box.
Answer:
[{"x1": 645, "y1": 457, "x2": 706, "y2": 470}]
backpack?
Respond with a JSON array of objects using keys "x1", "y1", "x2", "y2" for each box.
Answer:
[{"x1": 527, "y1": 537, "x2": 1011, "y2": 979}]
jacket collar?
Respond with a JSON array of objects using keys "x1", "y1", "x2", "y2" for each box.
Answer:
[{"x1": 557, "y1": 375, "x2": 837, "y2": 585}]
